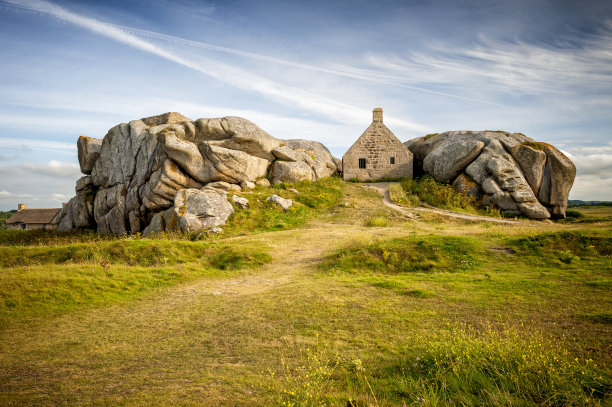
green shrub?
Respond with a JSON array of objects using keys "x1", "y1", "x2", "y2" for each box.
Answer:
[
  {"x1": 400, "y1": 175, "x2": 499, "y2": 216},
  {"x1": 388, "y1": 184, "x2": 407, "y2": 204},
  {"x1": 321, "y1": 235, "x2": 480, "y2": 274},
  {"x1": 514, "y1": 232, "x2": 612, "y2": 258},
  {"x1": 364, "y1": 217, "x2": 388, "y2": 227},
  {"x1": 566, "y1": 209, "x2": 585, "y2": 219},
  {"x1": 522, "y1": 140, "x2": 548, "y2": 151}
]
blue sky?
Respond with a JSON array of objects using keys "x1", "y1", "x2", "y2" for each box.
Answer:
[{"x1": 0, "y1": 0, "x2": 611, "y2": 210}]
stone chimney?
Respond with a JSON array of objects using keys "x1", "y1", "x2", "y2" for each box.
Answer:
[
  {"x1": 17, "y1": 203, "x2": 27, "y2": 211},
  {"x1": 373, "y1": 107, "x2": 383, "y2": 123}
]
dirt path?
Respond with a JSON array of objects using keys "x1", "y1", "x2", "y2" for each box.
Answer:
[{"x1": 364, "y1": 182, "x2": 525, "y2": 225}]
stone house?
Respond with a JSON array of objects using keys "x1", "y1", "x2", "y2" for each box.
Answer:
[
  {"x1": 5, "y1": 204, "x2": 61, "y2": 230},
  {"x1": 342, "y1": 108, "x2": 413, "y2": 181}
]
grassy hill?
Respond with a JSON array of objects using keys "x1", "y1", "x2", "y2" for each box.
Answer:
[{"x1": 0, "y1": 178, "x2": 610, "y2": 406}]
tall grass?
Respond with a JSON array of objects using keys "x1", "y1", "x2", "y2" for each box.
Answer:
[
  {"x1": 321, "y1": 235, "x2": 481, "y2": 274},
  {"x1": 267, "y1": 325, "x2": 610, "y2": 406},
  {"x1": 400, "y1": 176, "x2": 500, "y2": 217},
  {"x1": 387, "y1": 325, "x2": 610, "y2": 405}
]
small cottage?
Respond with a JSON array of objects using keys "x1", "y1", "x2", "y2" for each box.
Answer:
[
  {"x1": 342, "y1": 108, "x2": 413, "y2": 181},
  {"x1": 5, "y1": 204, "x2": 61, "y2": 231}
]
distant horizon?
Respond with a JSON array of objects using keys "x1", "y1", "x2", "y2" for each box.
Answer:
[{"x1": 0, "y1": 0, "x2": 611, "y2": 210}]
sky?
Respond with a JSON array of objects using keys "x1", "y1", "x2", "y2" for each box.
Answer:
[{"x1": 0, "y1": 0, "x2": 611, "y2": 210}]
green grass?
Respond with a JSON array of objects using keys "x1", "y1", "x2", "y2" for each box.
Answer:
[
  {"x1": 321, "y1": 235, "x2": 481, "y2": 274},
  {"x1": 522, "y1": 140, "x2": 548, "y2": 150},
  {"x1": 559, "y1": 206, "x2": 612, "y2": 224},
  {"x1": 222, "y1": 177, "x2": 343, "y2": 236},
  {"x1": 400, "y1": 175, "x2": 501, "y2": 217},
  {"x1": 0, "y1": 239, "x2": 270, "y2": 322},
  {"x1": 0, "y1": 178, "x2": 611, "y2": 406}
]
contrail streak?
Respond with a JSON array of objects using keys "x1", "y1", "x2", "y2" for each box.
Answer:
[{"x1": 108, "y1": 22, "x2": 508, "y2": 107}]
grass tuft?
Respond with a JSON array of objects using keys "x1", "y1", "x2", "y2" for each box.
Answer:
[
  {"x1": 321, "y1": 235, "x2": 481, "y2": 274},
  {"x1": 400, "y1": 176, "x2": 500, "y2": 217}
]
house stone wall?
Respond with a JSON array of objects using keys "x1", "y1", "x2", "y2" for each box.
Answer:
[{"x1": 342, "y1": 110, "x2": 413, "y2": 181}]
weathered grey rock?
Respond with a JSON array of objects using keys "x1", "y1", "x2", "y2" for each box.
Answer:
[
  {"x1": 77, "y1": 136, "x2": 102, "y2": 175},
  {"x1": 196, "y1": 226, "x2": 224, "y2": 239},
  {"x1": 540, "y1": 146, "x2": 576, "y2": 217},
  {"x1": 140, "y1": 159, "x2": 202, "y2": 211},
  {"x1": 508, "y1": 144, "x2": 546, "y2": 193},
  {"x1": 211, "y1": 117, "x2": 280, "y2": 160},
  {"x1": 267, "y1": 194, "x2": 293, "y2": 211},
  {"x1": 173, "y1": 188, "x2": 234, "y2": 233},
  {"x1": 255, "y1": 178, "x2": 271, "y2": 187},
  {"x1": 241, "y1": 180, "x2": 255, "y2": 190},
  {"x1": 159, "y1": 131, "x2": 217, "y2": 183},
  {"x1": 282, "y1": 139, "x2": 338, "y2": 179},
  {"x1": 452, "y1": 173, "x2": 479, "y2": 197},
  {"x1": 231, "y1": 194, "x2": 250, "y2": 209},
  {"x1": 333, "y1": 157, "x2": 343, "y2": 173},
  {"x1": 206, "y1": 181, "x2": 233, "y2": 191},
  {"x1": 91, "y1": 121, "x2": 152, "y2": 187},
  {"x1": 270, "y1": 160, "x2": 314, "y2": 184},
  {"x1": 194, "y1": 118, "x2": 231, "y2": 141},
  {"x1": 56, "y1": 190, "x2": 95, "y2": 232},
  {"x1": 141, "y1": 112, "x2": 192, "y2": 127},
  {"x1": 75, "y1": 175, "x2": 93, "y2": 193},
  {"x1": 423, "y1": 139, "x2": 484, "y2": 183},
  {"x1": 404, "y1": 131, "x2": 574, "y2": 219},
  {"x1": 62, "y1": 112, "x2": 341, "y2": 234},
  {"x1": 271, "y1": 145, "x2": 314, "y2": 165},
  {"x1": 200, "y1": 143, "x2": 269, "y2": 183}
]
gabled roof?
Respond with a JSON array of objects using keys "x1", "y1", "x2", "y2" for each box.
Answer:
[
  {"x1": 344, "y1": 121, "x2": 407, "y2": 157},
  {"x1": 6, "y1": 208, "x2": 61, "y2": 224}
]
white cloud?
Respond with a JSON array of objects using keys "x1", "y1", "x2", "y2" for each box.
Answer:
[
  {"x1": 3, "y1": 0, "x2": 430, "y2": 133},
  {"x1": 359, "y1": 25, "x2": 612, "y2": 97},
  {"x1": 50, "y1": 193, "x2": 71, "y2": 202},
  {"x1": 0, "y1": 137, "x2": 76, "y2": 154},
  {"x1": 19, "y1": 160, "x2": 80, "y2": 178}
]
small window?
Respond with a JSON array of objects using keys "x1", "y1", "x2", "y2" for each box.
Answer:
[
  {"x1": 19, "y1": 223, "x2": 26, "y2": 230},
  {"x1": 390, "y1": 157, "x2": 395, "y2": 165},
  {"x1": 358, "y1": 158, "x2": 366, "y2": 169}
]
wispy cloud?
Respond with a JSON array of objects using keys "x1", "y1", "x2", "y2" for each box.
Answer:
[
  {"x1": 0, "y1": 160, "x2": 80, "y2": 179},
  {"x1": 3, "y1": 0, "x2": 430, "y2": 133},
  {"x1": 360, "y1": 25, "x2": 612, "y2": 97},
  {"x1": 0, "y1": 137, "x2": 76, "y2": 154}
]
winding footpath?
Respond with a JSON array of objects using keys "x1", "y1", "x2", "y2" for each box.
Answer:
[{"x1": 365, "y1": 182, "x2": 528, "y2": 225}]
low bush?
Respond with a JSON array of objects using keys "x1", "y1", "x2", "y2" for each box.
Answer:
[
  {"x1": 400, "y1": 175, "x2": 500, "y2": 216},
  {"x1": 321, "y1": 235, "x2": 480, "y2": 274}
]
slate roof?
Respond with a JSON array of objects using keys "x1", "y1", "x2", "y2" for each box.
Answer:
[{"x1": 6, "y1": 208, "x2": 61, "y2": 225}]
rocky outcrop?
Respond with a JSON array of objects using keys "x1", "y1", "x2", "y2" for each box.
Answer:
[
  {"x1": 59, "y1": 112, "x2": 340, "y2": 234},
  {"x1": 405, "y1": 131, "x2": 575, "y2": 218},
  {"x1": 267, "y1": 194, "x2": 293, "y2": 212}
]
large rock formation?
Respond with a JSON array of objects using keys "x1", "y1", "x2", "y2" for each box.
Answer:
[
  {"x1": 405, "y1": 131, "x2": 576, "y2": 218},
  {"x1": 57, "y1": 112, "x2": 340, "y2": 234}
]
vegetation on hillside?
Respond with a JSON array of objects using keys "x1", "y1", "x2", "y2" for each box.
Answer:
[
  {"x1": 0, "y1": 179, "x2": 611, "y2": 406},
  {"x1": 0, "y1": 239, "x2": 270, "y2": 321},
  {"x1": 399, "y1": 175, "x2": 501, "y2": 217},
  {"x1": 223, "y1": 177, "x2": 343, "y2": 236}
]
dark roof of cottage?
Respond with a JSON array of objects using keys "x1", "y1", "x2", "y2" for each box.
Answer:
[{"x1": 6, "y1": 208, "x2": 61, "y2": 224}]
